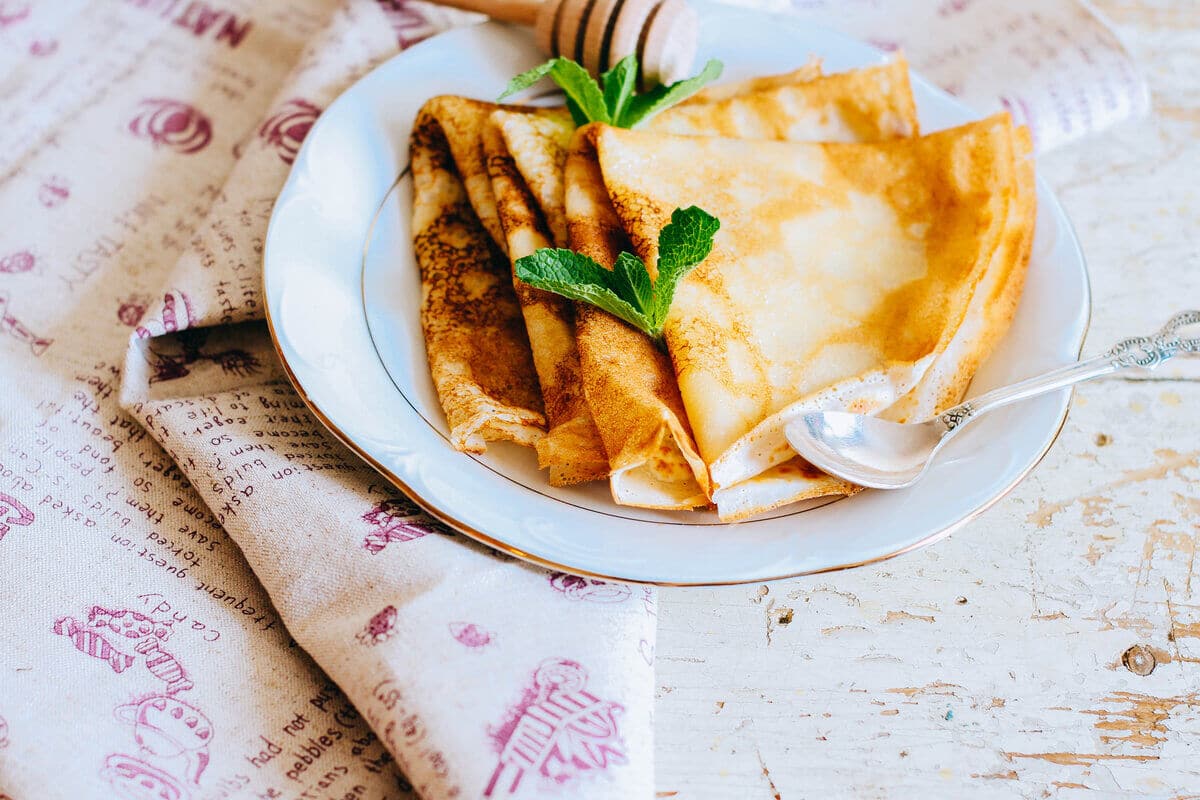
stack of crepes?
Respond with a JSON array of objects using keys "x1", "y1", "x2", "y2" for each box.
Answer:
[{"x1": 411, "y1": 57, "x2": 1035, "y2": 521}]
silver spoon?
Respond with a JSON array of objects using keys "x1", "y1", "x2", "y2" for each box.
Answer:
[{"x1": 785, "y1": 310, "x2": 1200, "y2": 490}]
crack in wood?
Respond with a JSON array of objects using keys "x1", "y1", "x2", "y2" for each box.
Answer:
[
  {"x1": 1004, "y1": 752, "x2": 1158, "y2": 765},
  {"x1": 886, "y1": 682, "x2": 965, "y2": 698},
  {"x1": 883, "y1": 610, "x2": 936, "y2": 624},
  {"x1": 756, "y1": 747, "x2": 782, "y2": 800},
  {"x1": 971, "y1": 770, "x2": 1018, "y2": 780}
]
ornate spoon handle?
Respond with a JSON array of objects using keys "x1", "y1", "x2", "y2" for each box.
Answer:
[{"x1": 937, "y1": 310, "x2": 1200, "y2": 432}]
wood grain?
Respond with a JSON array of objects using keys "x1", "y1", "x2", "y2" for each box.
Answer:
[{"x1": 655, "y1": 2, "x2": 1200, "y2": 796}]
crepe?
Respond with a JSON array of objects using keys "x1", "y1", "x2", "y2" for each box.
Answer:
[
  {"x1": 586, "y1": 112, "x2": 1034, "y2": 519},
  {"x1": 565, "y1": 139, "x2": 713, "y2": 507},
  {"x1": 411, "y1": 96, "x2": 545, "y2": 453},
  {"x1": 488, "y1": 60, "x2": 921, "y2": 505},
  {"x1": 651, "y1": 57, "x2": 917, "y2": 141},
  {"x1": 557, "y1": 60, "x2": 924, "y2": 509},
  {"x1": 680, "y1": 59, "x2": 822, "y2": 104},
  {"x1": 881, "y1": 125, "x2": 1036, "y2": 424},
  {"x1": 484, "y1": 109, "x2": 610, "y2": 484},
  {"x1": 482, "y1": 63, "x2": 897, "y2": 490}
]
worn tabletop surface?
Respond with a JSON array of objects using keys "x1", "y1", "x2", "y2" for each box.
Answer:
[{"x1": 655, "y1": 2, "x2": 1200, "y2": 796}]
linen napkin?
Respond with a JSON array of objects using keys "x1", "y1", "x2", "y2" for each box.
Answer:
[
  {"x1": 0, "y1": 0, "x2": 1143, "y2": 798},
  {"x1": 0, "y1": 2, "x2": 651, "y2": 798}
]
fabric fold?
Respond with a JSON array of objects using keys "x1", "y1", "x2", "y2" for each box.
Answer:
[{"x1": 121, "y1": 333, "x2": 656, "y2": 797}]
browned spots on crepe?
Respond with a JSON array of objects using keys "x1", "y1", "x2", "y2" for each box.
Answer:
[
  {"x1": 483, "y1": 112, "x2": 609, "y2": 485},
  {"x1": 567, "y1": 127, "x2": 711, "y2": 507},
  {"x1": 421, "y1": 96, "x2": 510, "y2": 252},
  {"x1": 411, "y1": 102, "x2": 545, "y2": 453},
  {"x1": 494, "y1": 110, "x2": 575, "y2": 246}
]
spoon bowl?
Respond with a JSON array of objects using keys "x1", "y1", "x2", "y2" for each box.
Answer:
[
  {"x1": 787, "y1": 412, "x2": 950, "y2": 490},
  {"x1": 786, "y1": 310, "x2": 1200, "y2": 490}
]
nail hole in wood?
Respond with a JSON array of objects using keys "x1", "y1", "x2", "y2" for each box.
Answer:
[{"x1": 1121, "y1": 644, "x2": 1156, "y2": 676}]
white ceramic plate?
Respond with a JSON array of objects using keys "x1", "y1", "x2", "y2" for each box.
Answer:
[{"x1": 264, "y1": 4, "x2": 1090, "y2": 585}]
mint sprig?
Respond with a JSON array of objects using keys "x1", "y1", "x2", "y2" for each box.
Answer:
[
  {"x1": 515, "y1": 206, "x2": 720, "y2": 342},
  {"x1": 619, "y1": 59, "x2": 723, "y2": 128},
  {"x1": 499, "y1": 54, "x2": 723, "y2": 129}
]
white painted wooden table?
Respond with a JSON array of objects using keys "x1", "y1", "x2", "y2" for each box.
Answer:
[{"x1": 655, "y1": 2, "x2": 1200, "y2": 796}]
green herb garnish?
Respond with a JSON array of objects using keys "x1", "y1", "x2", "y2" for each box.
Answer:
[
  {"x1": 499, "y1": 54, "x2": 723, "y2": 128},
  {"x1": 515, "y1": 206, "x2": 720, "y2": 342}
]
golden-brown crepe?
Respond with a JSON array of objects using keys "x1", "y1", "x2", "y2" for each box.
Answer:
[
  {"x1": 560, "y1": 60, "x2": 924, "y2": 510},
  {"x1": 881, "y1": 126, "x2": 1036, "y2": 424},
  {"x1": 566, "y1": 138, "x2": 713, "y2": 507},
  {"x1": 484, "y1": 110, "x2": 610, "y2": 484},
  {"x1": 587, "y1": 112, "x2": 1034, "y2": 519},
  {"x1": 482, "y1": 63, "x2": 899, "y2": 490},
  {"x1": 411, "y1": 97, "x2": 545, "y2": 452},
  {"x1": 680, "y1": 59, "x2": 822, "y2": 104},
  {"x1": 651, "y1": 57, "x2": 917, "y2": 141},
  {"x1": 414, "y1": 62, "x2": 1033, "y2": 521}
]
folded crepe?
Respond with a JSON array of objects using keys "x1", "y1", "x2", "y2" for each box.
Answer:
[
  {"x1": 585, "y1": 112, "x2": 1035, "y2": 519},
  {"x1": 411, "y1": 96, "x2": 546, "y2": 452},
  {"x1": 652, "y1": 57, "x2": 917, "y2": 141},
  {"x1": 484, "y1": 60, "x2": 921, "y2": 503},
  {"x1": 484, "y1": 109, "x2": 610, "y2": 484},
  {"x1": 680, "y1": 59, "x2": 822, "y2": 104},
  {"x1": 564, "y1": 142, "x2": 714, "y2": 507},
  {"x1": 560, "y1": 60, "x2": 925, "y2": 509},
  {"x1": 481, "y1": 63, "x2": 890, "y2": 489}
]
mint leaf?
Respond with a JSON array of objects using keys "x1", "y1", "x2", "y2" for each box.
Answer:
[
  {"x1": 564, "y1": 97, "x2": 589, "y2": 127},
  {"x1": 650, "y1": 206, "x2": 720, "y2": 330},
  {"x1": 514, "y1": 207, "x2": 720, "y2": 343},
  {"x1": 619, "y1": 59, "x2": 724, "y2": 128},
  {"x1": 516, "y1": 247, "x2": 619, "y2": 290},
  {"x1": 498, "y1": 60, "x2": 560, "y2": 100},
  {"x1": 516, "y1": 249, "x2": 651, "y2": 333},
  {"x1": 613, "y1": 250, "x2": 653, "y2": 312},
  {"x1": 657, "y1": 206, "x2": 721, "y2": 279},
  {"x1": 601, "y1": 55, "x2": 638, "y2": 124},
  {"x1": 499, "y1": 58, "x2": 610, "y2": 124},
  {"x1": 501, "y1": 55, "x2": 724, "y2": 129},
  {"x1": 548, "y1": 58, "x2": 611, "y2": 124}
]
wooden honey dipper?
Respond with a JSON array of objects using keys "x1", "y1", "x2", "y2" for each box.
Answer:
[{"x1": 430, "y1": 0, "x2": 699, "y2": 85}]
